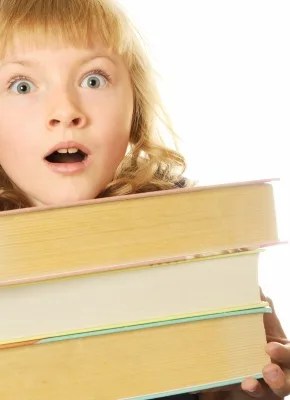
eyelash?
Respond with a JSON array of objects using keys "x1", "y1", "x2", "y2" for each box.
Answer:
[{"x1": 7, "y1": 68, "x2": 112, "y2": 90}]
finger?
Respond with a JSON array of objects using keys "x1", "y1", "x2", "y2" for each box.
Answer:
[
  {"x1": 266, "y1": 342, "x2": 290, "y2": 367},
  {"x1": 263, "y1": 363, "x2": 290, "y2": 398},
  {"x1": 259, "y1": 288, "x2": 288, "y2": 343},
  {"x1": 241, "y1": 376, "x2": 282, "y2": 399},
  {"x1": 241, "y1": 377, "x2": 266, "y2": 398}
]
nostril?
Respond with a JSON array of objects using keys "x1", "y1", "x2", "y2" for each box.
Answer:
[
  {"x1": 49, "y1": 117, "x2": 84, "y2": 128},
  {"x1": 50, "y1": 120, "x2": 61, "y2": 128},
  {"x1": 72, "y1": 118, "x2": 82, "y2": 126}
]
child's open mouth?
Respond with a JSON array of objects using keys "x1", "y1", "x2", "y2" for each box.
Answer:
[
  {"x1": 45, "y1": 148, "x2": 87, "y2": 164},
  {"x1": 44, "y1": 143, "x2": 91, "y2": 174}
]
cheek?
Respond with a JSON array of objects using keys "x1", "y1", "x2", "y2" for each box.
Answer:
[
  {"x1": 89, "y1": 92, "x2": 133, "y2": 155},
  {"x1": 0, "y1": 103, "x2": 38, "y2": 156},
  {"x1": 92, "y1": 114, "x2": 130, "y2": 170},
  {"x1": 100, "y1": 128, "x2": 129, "y2": 165},
  {"x1": 88, "y1": 85, "x2": 133, "y2": 131},
  {"x1": 0, "y1": 126, "x2": 40, "y2": 180},
  {"x1": 0, "y1": 131, "x2": 20, "y2": 162},
  {"x1": 0, "y1": 127, "x2": 35, "y2": 155},
  {"x1": 0, "y1": 140, "x2": 24, "y2": 183}
]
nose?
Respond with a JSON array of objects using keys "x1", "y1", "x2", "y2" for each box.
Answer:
[
  {"x1": 48, "y1": 115, "x2": 86, "y2": 129},
  {"x1": 47, "y1": 94, "x2": 88, "y2": 130}
]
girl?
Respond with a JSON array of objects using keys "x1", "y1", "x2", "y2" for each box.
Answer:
[{"x1": 0, "y1": 0, "x2": 289, "y2": 398}]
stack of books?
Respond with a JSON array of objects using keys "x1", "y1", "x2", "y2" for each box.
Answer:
[{"x1": 0, "y1": 179, "x2": 281, "y2": 399}]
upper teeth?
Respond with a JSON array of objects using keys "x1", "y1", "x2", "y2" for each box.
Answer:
[{"x1": 57, "y1": 148, "x2": 79, "y2": 154}]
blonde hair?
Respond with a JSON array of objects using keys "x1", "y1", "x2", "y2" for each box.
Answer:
[{"x1": 0, "y1": 0, "x2": 188, "y2": 211}]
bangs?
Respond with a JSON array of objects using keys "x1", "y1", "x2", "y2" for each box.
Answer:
[{"x1": 0, "y1": 0, "x2": 132, "y2": 61}]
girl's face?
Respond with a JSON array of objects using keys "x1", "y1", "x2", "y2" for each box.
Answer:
[{"x1": 0, "y1": 40, "x2": 134, "y2": 206}]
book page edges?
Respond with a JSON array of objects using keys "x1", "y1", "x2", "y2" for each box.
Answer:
[
  {"x1": 0, "y1": 303, "x2": 270, "y2": 348},
  {"x1": 0, "y1": 178, "x2": 278, "y2": 216},
  {"x1": 123, "y1": 374, "x2": 264, "y2": 400},
  {"x1": 0, "y1": 248, "x2": 268, "y2": 288}
]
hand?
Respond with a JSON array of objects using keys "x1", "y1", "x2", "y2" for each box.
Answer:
[
  {"x1": 199, "y1": 290, "x2": 290, "y2": 400},
  {"x1": 241, "y1": 290, "x2": 290, "y2": 398},
  {"x1": 241, "y1": 342, "x2": 290, "y2": 399}
]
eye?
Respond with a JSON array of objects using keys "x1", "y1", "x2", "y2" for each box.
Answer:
[
  {"x1": 80, "y1": 69, "x2": 111, "y2": 89},
  {"x1": 7, "y1": 75, "x2": 35, "y2": 94}
]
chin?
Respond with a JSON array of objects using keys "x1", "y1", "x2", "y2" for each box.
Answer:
[{"x1": 31, "y1": 190, "x2": 100, "y2": 207}]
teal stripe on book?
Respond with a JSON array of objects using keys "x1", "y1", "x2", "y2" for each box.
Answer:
[
  {"x1": 39, "y1": 306, "x2": 271, "y2": 344},
  {"x1": 121, "y1": 373, "x2": 263, "y2": 399}
]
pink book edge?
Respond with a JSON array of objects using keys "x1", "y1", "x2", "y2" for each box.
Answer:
[
  {"x1": 0, "y1": 240, "x2": 286, "y2": 288},
  {"x1": 0, "y1": 177, "x2": 279, "y2": 216}
]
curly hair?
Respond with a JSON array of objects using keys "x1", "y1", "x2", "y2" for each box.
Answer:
[{"x1": 0, "y1": 0, "x2": 189, "y2": 211}]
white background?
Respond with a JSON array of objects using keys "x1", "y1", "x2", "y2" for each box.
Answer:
[{"x1": 119, "y1": 1, "x2": 290, "y2": 340}]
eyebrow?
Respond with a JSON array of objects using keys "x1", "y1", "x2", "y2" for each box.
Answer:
[{"x1": 0, "y1": 53, "x2": 117, "y2": 70}]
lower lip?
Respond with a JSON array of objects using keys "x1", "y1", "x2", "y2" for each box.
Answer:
[{"x1": 44, "y1": 156, "x2": 91, "y2": 175}]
